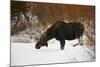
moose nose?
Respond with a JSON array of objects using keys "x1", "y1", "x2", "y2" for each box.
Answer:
[{"x1": 35, "y1": 45, "x2": 40, "y2": 49}]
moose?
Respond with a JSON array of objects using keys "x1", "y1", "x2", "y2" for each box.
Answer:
[{"x1": 35, "y1": 21, "x2": 84, "y2": 50}]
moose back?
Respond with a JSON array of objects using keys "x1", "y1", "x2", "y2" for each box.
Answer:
[{"x1": 35, "y1": 21, "x2": 84, "y2": 50}]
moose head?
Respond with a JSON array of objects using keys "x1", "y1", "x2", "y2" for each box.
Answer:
[{"x1": 35, "y1": 33, "x2": 48, "y2": 49}]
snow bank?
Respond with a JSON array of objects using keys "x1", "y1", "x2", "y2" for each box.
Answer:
[{"x1": 11, "y1": 38, "x2": 95, "y2": 66}]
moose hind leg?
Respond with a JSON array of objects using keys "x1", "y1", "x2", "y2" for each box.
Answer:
[
  {"x1": 79, "y1": 35, "x2": 83, "y2": 46},
  {"x1": 60, "y1": 39, "x2": 65, "y2": 50},
  {"x1": 73, "y1": 35, "x2": 83, "y2": 47}
]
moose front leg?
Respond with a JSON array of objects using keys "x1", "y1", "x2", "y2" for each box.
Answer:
[{"x1": 60, "y1": 39, "x2": 65, "y2": 50}]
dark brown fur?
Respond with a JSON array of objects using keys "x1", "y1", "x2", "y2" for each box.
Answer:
[{"x1": 35, "y1": 21, "x2": 84, "y2": 50}]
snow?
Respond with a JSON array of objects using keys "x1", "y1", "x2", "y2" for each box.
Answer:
[{"x1": 11, "y1": 37, "x2": 95, "y2": 66}]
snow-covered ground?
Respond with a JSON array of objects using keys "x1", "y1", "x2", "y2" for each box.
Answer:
[{"x1": 11, "y1": 35, "x2": 95, "y2": 66}]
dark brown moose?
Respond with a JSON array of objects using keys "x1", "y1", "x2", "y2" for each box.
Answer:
[{"x1": 35, "y1": 21, "x2": 84, "y2": 50}]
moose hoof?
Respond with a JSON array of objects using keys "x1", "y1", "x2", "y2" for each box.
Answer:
[
  {"x1": 80, "y1": 43, "x2": 83, "y2": 46},
  {"x1": 61, "y1": 48, "x2": 64, "y2": 50},
  {"x1": 73, "y1": 43, "x2": 79, "y2": 47}
]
